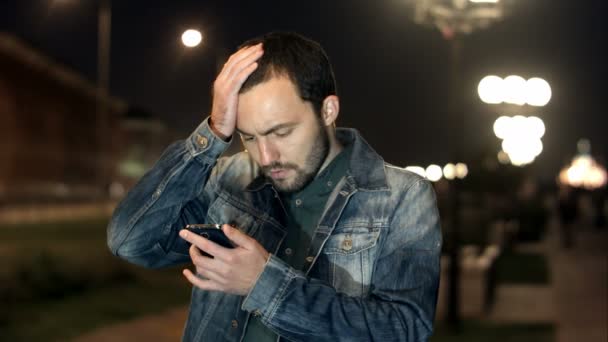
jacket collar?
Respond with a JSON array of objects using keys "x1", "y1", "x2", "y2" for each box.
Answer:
[{"x1": 246, "y1": 127, "x2": 389, "y2": 192}]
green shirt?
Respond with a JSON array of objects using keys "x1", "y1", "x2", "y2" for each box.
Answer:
[{"x1": 243, "y1": 146, "x2": 351, "y2": 341}]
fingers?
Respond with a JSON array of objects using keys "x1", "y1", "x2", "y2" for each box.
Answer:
[
  {"x1": 188, "y1": 244, "x2": 230, "y2": 281},
  {"x1": 182, "y1": 269, "x2": 224, "y2": 292},
  {"x1": 222, "y1": 224, "x2": 254, "y2": 249},
  {"x1": 188, "y1": 244, "x2": 229, "y2": 286},
  {"x1": 180, "y1": 229, "x2": 232, "y2": 260},
  {"x1": 221, "y1": 43, "x2": 263, "y2": 82},
  {"x1": 216, "y1": 47, "x2": 263, "y2": 97}
]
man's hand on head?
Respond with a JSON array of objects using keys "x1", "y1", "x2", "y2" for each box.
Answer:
[
  {"x1": 179, "y1": 224, "x2": 270, "y2": 296},
  {"x1": 209, "y1": 43, "x2": 264, "y2": 141}
]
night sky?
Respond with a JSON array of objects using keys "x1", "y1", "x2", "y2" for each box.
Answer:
[{"x1": 1, "y1": 0, "x2": 606, "y2": 182}]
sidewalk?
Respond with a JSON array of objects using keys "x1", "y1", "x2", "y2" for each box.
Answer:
[
  {"x1": 487, "y1": 218, "x2": 607, "y2": 342},
  {"x1": 549, "y1": 226, "x2": 607, "y2": 342}
]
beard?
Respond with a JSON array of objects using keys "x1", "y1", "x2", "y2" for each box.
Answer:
[{"x1": 261, "y1": 120, "x2": 329, "y2": 193}]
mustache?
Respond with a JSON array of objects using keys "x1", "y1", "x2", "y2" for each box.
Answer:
[{"x1": 261, "y1": 162, "x2": 298, "y2": 174}]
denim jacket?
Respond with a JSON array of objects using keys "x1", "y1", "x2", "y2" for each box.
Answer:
[{"x1": 107, "y1": 118, "x2": 442, "y2": 342}]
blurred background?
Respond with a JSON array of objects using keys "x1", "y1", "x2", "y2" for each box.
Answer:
[{"x1": 0, "y1": 0, "x2": 606, "y2": 341}]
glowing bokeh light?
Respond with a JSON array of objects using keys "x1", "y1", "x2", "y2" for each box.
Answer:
[
  {"x1": 455, "y1": 163, "x2": 468, "y2": 179},
  {"x1": 527, "y1": 116, "x2": 546, "y2": 138},
  {"x1": 181, "y1": 29, "x2": 202, "y2": 47},
  {"x1": 525, "y1": 77, "x2": 552, "y2": 107},
  {"x1": 502, "y1": 136, "x2": 543, "y2": 166},
  {"x1": 493, "y1": 116, "x2": 512, "y2": 139},
  {"x1": 502, "y1": 75, "x2": 527, "y2": 105},
  {"x1": 405, "y1": 166, "x2": 426, "y2": 178},
  {"x1": 426, "y1": 164, "x2": 443, "y2": 182},
  {"x1": 559, "y1": 155, "x2": 607, "y2": 190},
  {"x1": 443, "y1": 163, "x2": 456, "y2": 180},
  {"x1": 478, "y1": 75, "x2": 551, "y2": 107},
  {"x1": 497, "y1": 150, "x2": 510, "y2": 164},
  {"x1": 478, "y1": 75, "x2": 504, "y2": 104}
]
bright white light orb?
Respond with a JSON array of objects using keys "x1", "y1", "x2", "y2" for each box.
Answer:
[
  {"x1": 527, "y1": 116, "x2": 546, "y2": 138},
  {"x1": 502, "y1": 136, "x2": 543, "y2": 166},
  {"x1": 503, "y1": 75, "x2": 527, "y2": 105},
  {"x1": 182, "y1": 29, "x2": 202, "y2": 47},
  {"x1": 426, "y1": 164, "x2": 443, "y2": 182},
  {"x1": 525, "y1": 77, "x2": 551, "y2": 106},
  {"x1": 443, "y1": 163, "x2": 456, "y2": 180},
  {"x1": 559, "y1": 155, "x2": 607, "y2": 189},
  {"x1": 405, "y1": 166, "x2": 426, "y2": 178},
  {"x1": 478, "y1": 75, "x2": 504, "y2": 104},
  {"x1": 493, "y1": 116, "x2": 512, "y2": 139}
]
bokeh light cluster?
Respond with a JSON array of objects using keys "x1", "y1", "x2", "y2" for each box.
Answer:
[
  {"x1": 493, "y1": 115, "x2": 545, "y2": 166},
  {"x1": 405, "y1": 163, "x2": 468, "y2": 182},
  {"x1": 478, "y1": 75, "x2": 552, "y2": 107},
  {"x1": 558, "y1": 152, "x2": 607, "y2": 190}
]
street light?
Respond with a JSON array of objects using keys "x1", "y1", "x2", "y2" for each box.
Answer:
[
  {"x1": 95, "y1": 0, "x2": 111, "y2": 196},
  {"x1": 478, "y1": 75, "x2": 552, "y2": 106},
  {"x1": 558, "y1": 140, "x2": 607, "y2": 190},
  {"x1": 480, "y1": 74, "x2": 550, "y2": 167},
  {"x1": 406, "y1": 0, "x2": 517, "y2": 329},
  {"x1": 426, "y1": 164, "x2": 444, "y2": 182},
  {"x1": 493, "y1": 115, "x2": 545, "y2": 166},
  {"x1": 181, "y1": 29, "x2": 203, "y2": 48},
  {"x1": 411, "y1": 0, "x2": 510, "y2": 38}
]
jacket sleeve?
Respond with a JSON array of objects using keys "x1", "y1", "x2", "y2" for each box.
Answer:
[
  {"x1": 241, "y1": 179, "x2": 442, "y2": 341},
  {"x1": 106, "y1": 118, "x2": 231, "y2": 268}
]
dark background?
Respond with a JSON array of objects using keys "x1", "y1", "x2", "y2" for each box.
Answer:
[{"x1": 1, "y1": 0, "x2": 606, "y2": 181}]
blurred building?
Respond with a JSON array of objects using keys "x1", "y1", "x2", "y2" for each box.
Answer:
[
  {"x1": 0, "y1": 32, "x2": 174, "y2": 205},
  {"x1": 115, "y1": 107, "x2": 179, "y2": 195}
]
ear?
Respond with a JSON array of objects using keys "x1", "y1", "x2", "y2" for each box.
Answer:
[{"x1": 321, "y1": 95, "x2": 340, "y2": 126}]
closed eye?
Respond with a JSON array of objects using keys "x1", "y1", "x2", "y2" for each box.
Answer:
[
  {"x1": 274, "y1": 128, "x2": 293, "y2": 137},
  {"x1": 241, "y1": 134, "x2": 255, "y2": 142}
]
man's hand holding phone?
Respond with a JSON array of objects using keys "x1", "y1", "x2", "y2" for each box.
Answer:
[
  {"x1": 184, "y1": 224, "x2": 234, "y2": 257},
  {"x1": 179, "y1": 224, "x2": 270, "y2": 296}
]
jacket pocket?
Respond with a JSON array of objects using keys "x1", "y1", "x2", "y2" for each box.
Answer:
[
  {"x1": 323, "y1": 228, "x2": 380, "y2": 255},
  {"x1": 321, "y1": 228, "x2": 381, "y2": 297},
  {"x1": 206, "y1": 195, "x2": 259, "y2": 235}
]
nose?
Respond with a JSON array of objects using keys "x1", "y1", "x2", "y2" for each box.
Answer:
[{"x1": 257, "y1": 139, "x2": 278, "y2": 167}]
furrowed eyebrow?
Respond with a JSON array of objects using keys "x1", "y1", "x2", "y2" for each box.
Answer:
[{"x1": 236, "y1": 122, "x2": 296, "y2": 137}]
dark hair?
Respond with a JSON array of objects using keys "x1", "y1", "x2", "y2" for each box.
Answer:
[{"x1": 238, "y1": 31, "x2": 337, "y2": 116}]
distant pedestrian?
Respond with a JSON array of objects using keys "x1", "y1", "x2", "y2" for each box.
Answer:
[{"x1": 557, "y1": 184, "x2": 578, "y2": 248}]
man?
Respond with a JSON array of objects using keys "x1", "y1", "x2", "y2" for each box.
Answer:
[{"x1": 107, "y1": 31, "x2": 442, "y2": 341}]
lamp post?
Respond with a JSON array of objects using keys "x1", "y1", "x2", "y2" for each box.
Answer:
[
  {"x1": 406, "y1": 0, "x2": 513, "y2": 330},
  {"x1": 96, "y1": 0, "x2": 111, "y2": 197}
]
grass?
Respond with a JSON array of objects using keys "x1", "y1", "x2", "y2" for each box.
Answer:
[
  {"x1": 0, "y1": 218, "x2": 191, "y2": 341},
  {"x1": 431, "y1": 320, "x2": 555, "y2": 342},
  {"x1": 2, "y1": 271, "x2": 191, "y2": 341},
  {"x1": 495, "y1": 252, "x2": 550, "y2": 285}
]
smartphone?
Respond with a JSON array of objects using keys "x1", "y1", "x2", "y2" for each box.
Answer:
[{"x1": 184, "y1": 224, "x2": 234, "y2": 257}]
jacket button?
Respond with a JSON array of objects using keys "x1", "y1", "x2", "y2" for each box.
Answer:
[
  {"x1": 197, "y1": 134, "x2": 208, "y2": 148},
  {"x1": 253, "y1": 310, "x2": 262, "y2": 317},
  {"x1": 231, "y1": 319, "x2": 238, "y2": 328},
  {"x1": 305, "y1": 256, "x2": 314, "y2": 263},
  {"x1": 342, "y1": 238, "x2": 353, "y2": 251}
]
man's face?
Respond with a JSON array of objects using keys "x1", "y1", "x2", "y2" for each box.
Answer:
[{"x1": 236, "y1": 76, "x2": 329, "y2": 193}]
